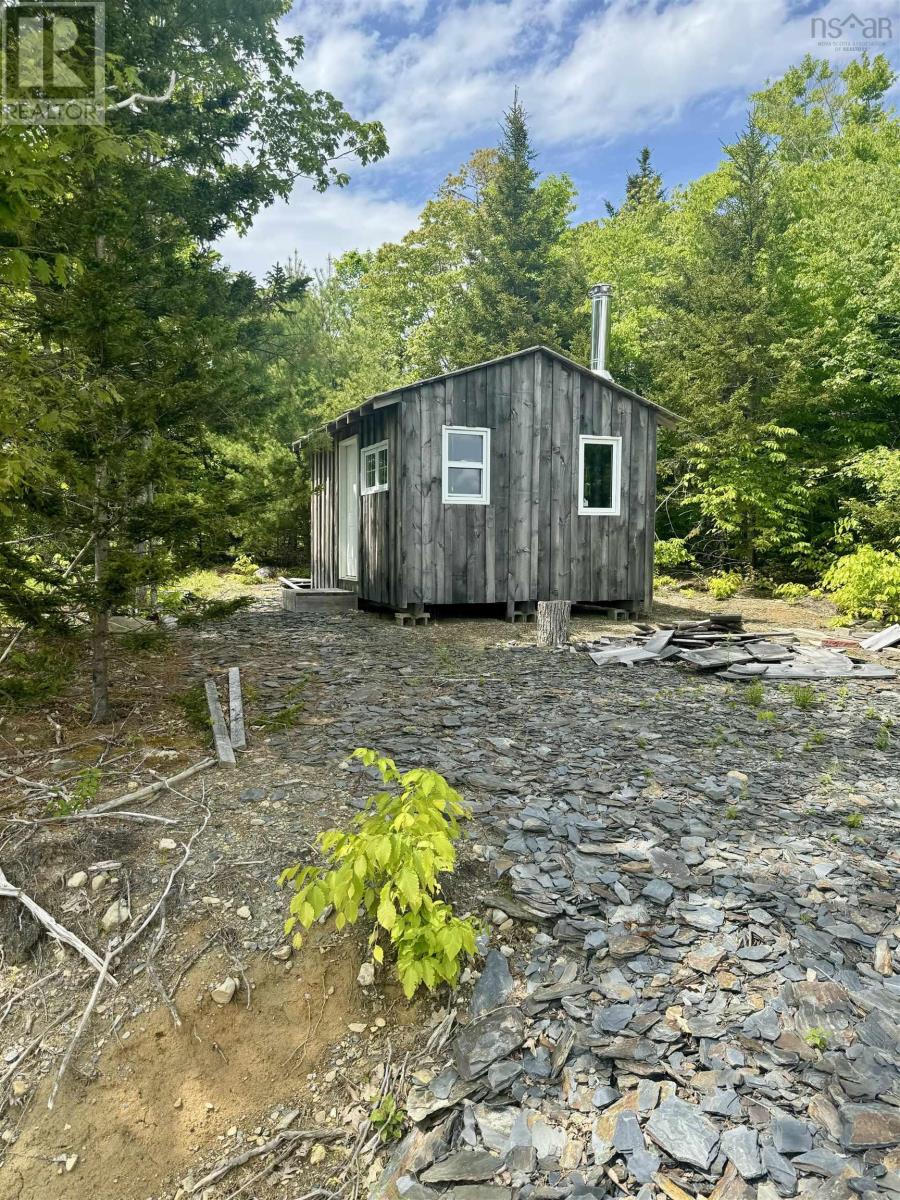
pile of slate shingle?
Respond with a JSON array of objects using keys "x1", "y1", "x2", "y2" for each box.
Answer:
[{"x1": 582, "y1": 619, "x2": 896, "y2": 681}]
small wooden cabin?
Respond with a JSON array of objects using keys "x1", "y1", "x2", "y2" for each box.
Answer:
[{"x1": 297, "y1": 337, "x2": 678, "y2": 619}]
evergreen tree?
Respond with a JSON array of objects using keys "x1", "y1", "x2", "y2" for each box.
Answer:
[
  {"x1": 462, "y1": 93, "x2": 578, "y2": 359},
  {"x1": 604, "y1": 146, "x2": 664, "y2": 216},
  {"x1": 653, "y1": 121, "x2": 808, "y2": 570}
]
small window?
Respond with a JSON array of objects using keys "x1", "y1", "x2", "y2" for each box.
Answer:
[
  {"x1": 578, "y1": 435, "x2": 621, "y2": 516},
  {"x1": 361, "y1": 440, "x2": 389, "y2": 495},
  {"x1": 442, "y1": 425, "x2": 490, "y2": 505}
]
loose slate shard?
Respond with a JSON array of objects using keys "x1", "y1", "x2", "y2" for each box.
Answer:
[
  {"x1": 645, "y1": 1097, "x2": 720, "y2": 1171},
  {"x1": 452, "y1": 1006, "x2": 526, "y2": 1081},
  {"x1": 420, "y1": 1149, "x2": 502, "y2": 1183},
  {"x1": 470, "y1": 950, "x2": 514, "y2": 1018},
  {"x1": 839, "y1": 1103, "x2": 900, "y2": 1150},
  {"x1": 721, "y1": 1126, "x2": 765, "y2": 1180}
]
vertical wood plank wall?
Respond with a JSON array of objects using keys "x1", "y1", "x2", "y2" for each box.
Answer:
[
  {"x1": 315, "y1": 349, "x2": 658, "y2": 610},
  {"x1": 310, "y1": 447, "x2": 336, "y2": 588}
]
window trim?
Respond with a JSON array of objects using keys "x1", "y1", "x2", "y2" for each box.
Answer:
[
  {"x1": 442, "y1": 425, "x2": 491, "y2": 506},
  {"x1": 578, "y1": 434, "x2": 622, "y2": 516},
  {"x1": 360, "y1": 440, "x2": 389, "y2": 496}
]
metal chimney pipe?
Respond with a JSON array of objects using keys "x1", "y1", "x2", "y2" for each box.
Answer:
[{"x1": 589, "y1": 282, "x2": 613, "y2": 380}]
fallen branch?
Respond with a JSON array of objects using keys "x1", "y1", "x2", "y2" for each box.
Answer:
[
  {"x1": 82, "y1": 757, "x2": 216, "y2": 815},
  {"x1": 116, "y1": 802, "x2": 211, "y2": 955},
  {"x1": 190, "y1": 1128, "x2": 346, "y2": 1194},
  {"x1": 47, "y1": 945, "x2": 115, "y2": 1110},
  {"x1": 0, "y1": 1003, "x2": 78, "y2": 1092},
  {"x1": 0, "y1": 867, "x2": 114, "y2": 981}
]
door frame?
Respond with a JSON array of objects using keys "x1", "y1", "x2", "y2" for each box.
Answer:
[{"x1": 337, "y1": 436, "x2": 359, "y2": 582}]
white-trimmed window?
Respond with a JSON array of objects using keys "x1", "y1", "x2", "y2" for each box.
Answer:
[
  {"x1": 578, "y1": 435, "x2": 621, "y2": 516},
  {"x1": 442, "y1": 425, "x2": 490, "y2": 505},
  {"x1": 361, "y1": 440, "x2": 389, "y2": 495}
]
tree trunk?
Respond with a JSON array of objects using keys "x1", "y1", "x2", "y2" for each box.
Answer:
[
  {"x1": 91, "y1": 461, "x2": 110, "y2": 723},
  {"x1": 536, "y1": 600, "x2": 571, "y2": 648}
]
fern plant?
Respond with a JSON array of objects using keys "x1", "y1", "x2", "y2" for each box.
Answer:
[{"x1": 280, "y1": 749, "x2": 479, "y2": 998}]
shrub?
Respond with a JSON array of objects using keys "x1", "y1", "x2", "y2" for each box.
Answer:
[
  {"x1": 231, "y1": 554, "x2": 262, "y2": 582},
  {"x1": 773, "y1": 583, "x2": 809, "y2": 604},
  {"x1": 654, "y1": 574, "x2": 679, "y2": 590},
  {"x1": 0, "y1": 639, "x2": 79, "y2": 710},
  {"x1": 707, "y1": 572, "x2": 742, "y2": 601},
  {"x1": 654, "y1": 538, "x2": 693, "y2": 570},
  {"x1": 821, "y1": 547, "x2": 900, "y2": 622},
  {"x1": 280, "y1": 750, "x2": 479, "y2": 999}
]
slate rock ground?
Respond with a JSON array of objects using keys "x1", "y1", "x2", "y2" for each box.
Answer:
[{"x1": 1, "y1": 592, "x2": 898, "y2": 1200}]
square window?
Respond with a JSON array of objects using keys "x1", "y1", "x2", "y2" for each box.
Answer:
[
  {"x1": 360, "y1": 441, "x2": 389, "y2": 495},
  {"x1": 442, "y1": 425, "x2": 490, "y2": 505},
  {"x1": 578, "y1": 436, "x2": 621, "y2": 516}
]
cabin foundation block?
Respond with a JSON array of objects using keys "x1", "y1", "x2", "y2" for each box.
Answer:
[{"x1": 394, "y1": 610, "x2": 430, "y2": 627}]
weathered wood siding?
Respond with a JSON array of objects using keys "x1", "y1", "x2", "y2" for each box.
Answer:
[
  {"x1": 399, "y1": 348, "x2": 657, "y2": 608},
  {"x1": 309, "y1": 348, "x2": 659, "y2": 610},
  {"x1": 310, "y1": 446, "x2": 336, "y2": 589}
]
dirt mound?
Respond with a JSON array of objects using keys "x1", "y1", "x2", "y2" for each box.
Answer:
[{"x1": 2, "y1": 930, "x2": 397, "y2": 1200}]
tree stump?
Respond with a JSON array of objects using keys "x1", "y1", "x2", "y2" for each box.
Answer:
[{"x1": 536, "y1": 600, "x2": 571, "y2": 647}]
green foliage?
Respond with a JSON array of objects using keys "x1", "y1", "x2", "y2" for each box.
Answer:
[
  {"x1": 170, "y1": 596, "x2": 254, "y2": 626},
  {"x1": 654, "y1": 575, "x2": 680, "y2": 590},
  {"x1": 724, "y1": 805, "x2": 739, "y2": 820},
  {"x1": 173, "y1": 684, "x2": 211, "y2": 733},
  {"x1": 845, "y1": 812, "x2": 864, "y2": 829},
  {"x1": 370, "y1": 1094, "x2": 405, "y2": 1143},
  {"x1": 0, "y1": 639, "x2": 79, "y2": 710},
  {"x1": 789, "y1": 685, "x2": 818, "y2": 710},
  {"x1": 804, "y1": 1026, "x2": 828, "y2": 1050},
  {"x1": 707, "y1": 572, "x2": 742, "y2": 601},
  {"x1": 280, "y1": 749, "x2": 479, "y2": 999},
  {"x1": 773, "y1": 583, "x2": 809, "y2": 603},
  {"x1": 654, "y1": 538, "x2": 693, "y2": 570},
  {"x1": 822, "y1": 547, "x2": 900, "y2": 622},
  {"x1": 875, "y1": 724, "x2": 891, "y2": 751},
  {"x1": 231, "y1": 555, "x2": 262, "y2": 582},
  {"x1": 744, "y1": 681, "x2": 765, "y2": 708},
  {"x1": 258, "y1": 681, "x2": 308, "y2": 731},
  {"x1": 46, "y1": 768, "x2": 100, "y2": 817}
]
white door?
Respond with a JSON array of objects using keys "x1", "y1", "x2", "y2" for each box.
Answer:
[{"x1": 338, "y1": 437, "x2": 359, "y2": 581}]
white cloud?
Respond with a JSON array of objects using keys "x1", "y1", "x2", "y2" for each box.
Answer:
[
  {"x1": 221, "y1": 0, "x2": 899, "y2": 273},
  {"x1": 217, "y1": 185, "x2": 421, "y2": 279},
  {"x1": 294, "y1": 0, "x2": 898, "y2": 156}
]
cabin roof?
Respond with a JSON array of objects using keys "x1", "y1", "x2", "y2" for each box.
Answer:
[{"x1": 293, "y1": 345, "x2": 680, "y2": 449}]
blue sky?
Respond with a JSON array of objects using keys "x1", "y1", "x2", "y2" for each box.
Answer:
[{"x1": 218, "y1": 0, "x2": 899, "y2": 278}]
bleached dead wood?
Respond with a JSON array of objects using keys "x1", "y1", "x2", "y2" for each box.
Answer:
[
  {"x1": 205, "y1": 679, "x2": 236, "y2": 765},
  {"x1": 47, "y1": 945, "x2": 115, "y2": 1110},
  {"x1": 81, "y1": 757, "x2": 216, "y2": 815},
  {"x1": 108, "y1": 71, "x2": 177, "y2": 112},
  {"x1": 0, "y1": 867, "x2": 112, "y2": 979},
  {"x1": 117, "y1": 803, "x2": 210, "y2": 954},
  {"x1": 189, "y1": 1128, "x2": 346, "y2": 1193},
  {"x1": 228, "y1": 667, "x2": 246, "y2": 750}
]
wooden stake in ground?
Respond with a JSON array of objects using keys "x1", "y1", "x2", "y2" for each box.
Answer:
[
  {"x1": 228, "y1": 667, "x2": 246, "y2": 750},
  {"x1": 537, "y1": 600, "x2": 572, "y2": 648},
  {"x1": 205, "y1": 678, "x2": 236, "y2": 765}
]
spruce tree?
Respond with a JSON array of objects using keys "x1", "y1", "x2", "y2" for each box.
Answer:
[{"x1": 462, "y1": 93, "x2": 575, "y2": 359}]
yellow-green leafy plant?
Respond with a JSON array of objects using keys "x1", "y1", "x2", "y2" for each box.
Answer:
[
  {"x1": 707, "y1": 571, "x2": 742, "y2": 600},
  {"x1": 822, "y1": 547, "x2": 900, "y2": 622},
  {"x1": 773, "y1": 582, "x2": 809, "y2": 603},
  {"x1": 280, "y1": 749, "x2": 479, "y2": 999},
  {"x1": 370, "y1": 1094, "x2": 405, "y2": 1143},
  {"x1": 231, "y1": 554, "x2": 262, "y2": 581}
]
